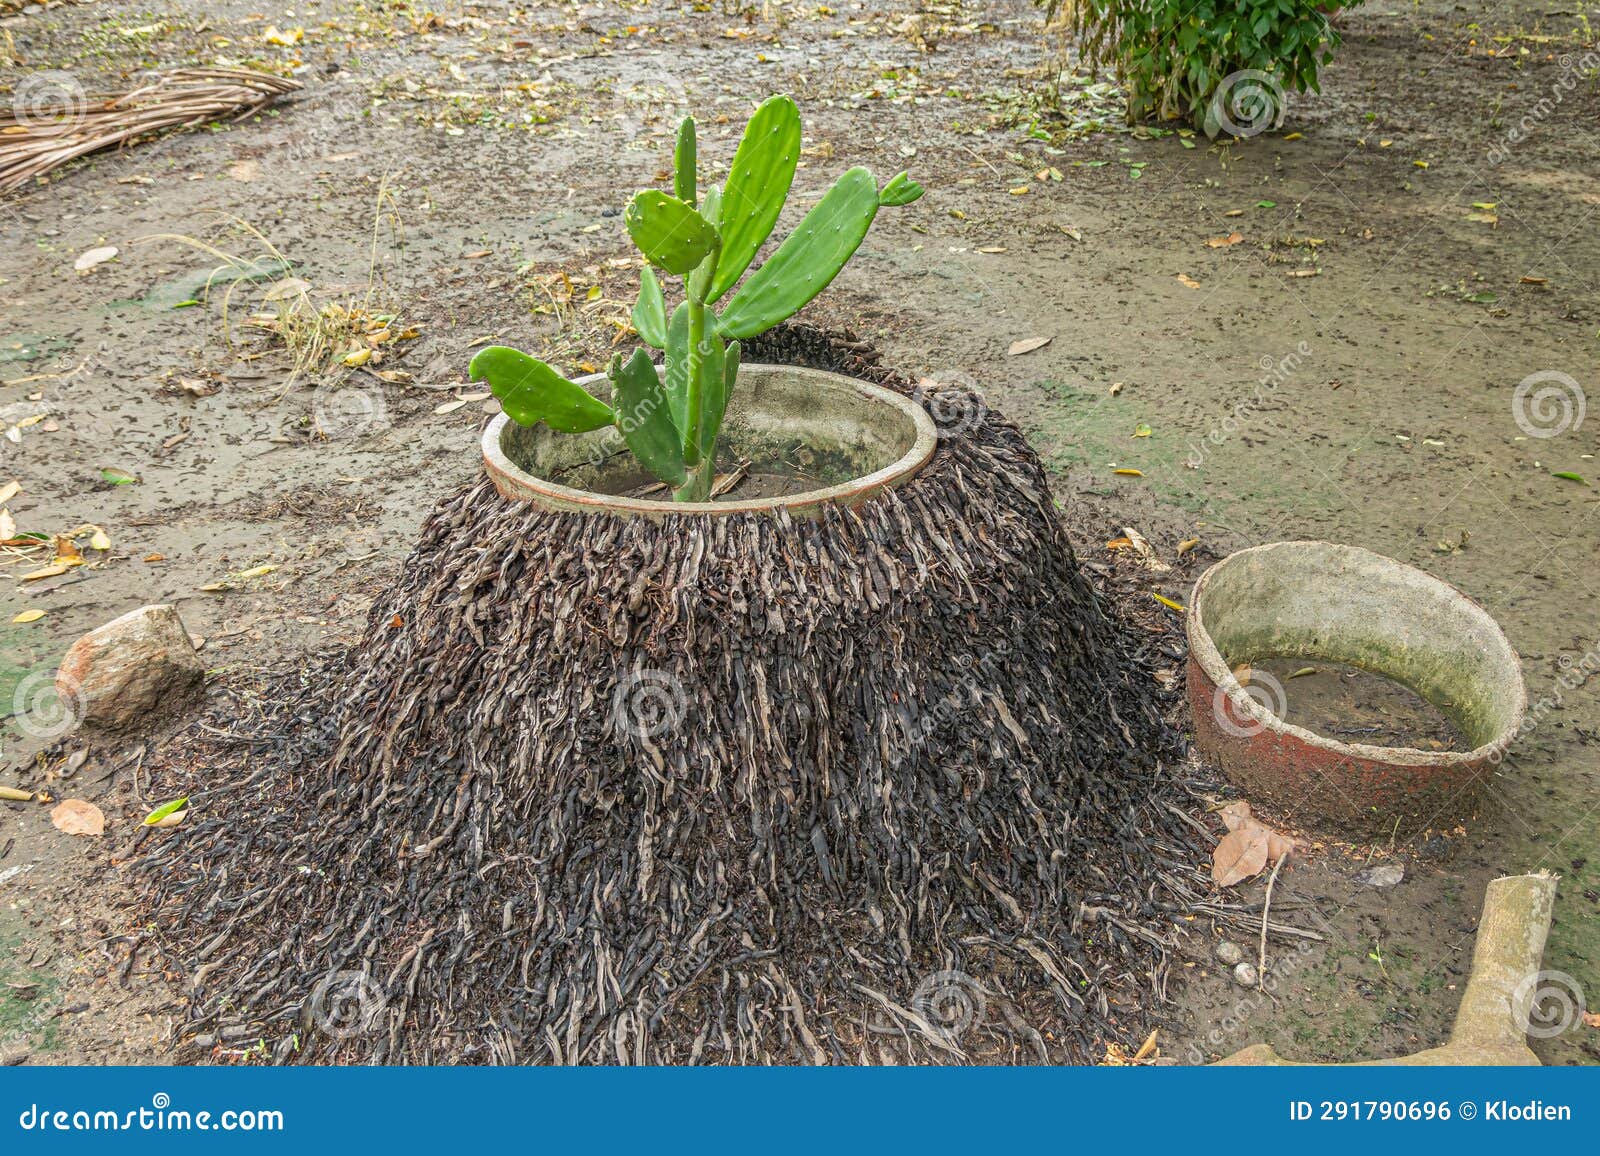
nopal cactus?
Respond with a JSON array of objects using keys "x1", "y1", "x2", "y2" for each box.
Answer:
[{"x1": 468, "y1": 95, "x2": 923, "y2": 502}]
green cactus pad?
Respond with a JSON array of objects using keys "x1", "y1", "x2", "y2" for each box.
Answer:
[
  {"x1": 717, "y1": 167, "x2": 879, "y2": 340},
  {"x1": 690, "y1": 331, "x2": 729, "y2": 464},
  {"x1": 697, "y1": 338, "x2": 739, "y2": 464},
  {"x1": 674, "y1": 116, "x2": 697, "y2": 207},
  {"x1": 608, "y1": 348, "x2": 687, "y2": 488},
  {"x1": 624, "y1": 191, "x2": 719, "y2": 275},
  {"x1": 878, "y1": 170, "x2": 925, "y2": 207},
  {"x1": 633, "y1": 267, "x2": 668, "y2": 349},
  {"x1": 663, "y1": 302, "x2": 690, "y2": 437},
  {"x1": 707, "y1": 95, "x2": 802, "y2": 303},
  {"x1": 468, "y1": 346, "x2": 614, "y2": 433}
]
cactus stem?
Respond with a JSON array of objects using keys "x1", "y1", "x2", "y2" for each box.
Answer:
[
  {"x1": 672, "y1": 456, "x2": 716, "y2": 503},
  {"x1": 681, "y1": 239, "x2": 720, "y2": 471}
]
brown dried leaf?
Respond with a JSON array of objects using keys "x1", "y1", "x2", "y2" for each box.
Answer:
[
  {"x1": 51, "y1": 798, "x2": 105, "y2": 837},
  {"x1": 1007, "y1": 336, "x2": 1052, "y2": 357},
  {"x1": 1217, "y1": 799, "x2": 1254, "y2": 831},
  {"x1": 1212, "y1": 826, "x2": 1269, "y2": 886}
]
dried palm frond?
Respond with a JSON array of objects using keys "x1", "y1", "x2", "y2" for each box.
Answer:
[{"x1": 0, "y1": 67, "x2": 301, "y2": 195}]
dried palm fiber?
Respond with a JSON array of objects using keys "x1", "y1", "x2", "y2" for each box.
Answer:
[
  {"x1": 131, "y1": 324, "x2": 1207, "y2": 1065},
  {"x1": 1, "y1": 68, "x2": 300, "y2": 195}
]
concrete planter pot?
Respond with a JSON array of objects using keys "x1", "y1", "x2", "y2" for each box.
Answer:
[
  {"x1": 1186, "y1": 541, "x2": 1526, "y2": 838},
  {"x1": 482, "y1": 363, "x2": 939, "y2": 520}
]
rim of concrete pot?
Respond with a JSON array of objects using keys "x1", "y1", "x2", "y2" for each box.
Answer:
[
  {"x1": 1187, "y1": 540, "x2": 1527, "y2": 769},
  {"x1": 482, "y1": 362, "x2": 939, "y2": 519}
]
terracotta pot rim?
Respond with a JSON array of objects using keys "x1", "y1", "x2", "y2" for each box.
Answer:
[
  {"x1": 1186, "y1": 540, "x2": 1526, "y2": 768},
  {"x1": 481, "y1": 364, "x2": 940, "y2": 519}
]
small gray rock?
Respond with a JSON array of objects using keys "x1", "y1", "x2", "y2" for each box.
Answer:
[
  {"x1": 1353, "y1": 863, "x2": 1405, "y2": 888},
  {"x1": 1232, "y1": 961, "x2": 1258, "y2": 987},
  {"x1": 1215, "y1": 940, "x2": 1244, "y2": 966}
]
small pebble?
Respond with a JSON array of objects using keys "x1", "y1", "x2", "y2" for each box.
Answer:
[
  {"x1": 1233, "y1": 961, "x2": 1258, "y2": 987},
  {"x1": 1215, "y1": 940, "x2": 1244, "y2": 965}
]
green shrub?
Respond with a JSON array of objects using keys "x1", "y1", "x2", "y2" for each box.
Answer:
[{"x1": 1047, "y1": 0, "x2": 1342, "y2": 137}]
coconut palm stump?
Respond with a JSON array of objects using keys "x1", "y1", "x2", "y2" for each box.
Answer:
[{"x1": 136, "y1": 327, "x2": 1200, "y2": 1065}]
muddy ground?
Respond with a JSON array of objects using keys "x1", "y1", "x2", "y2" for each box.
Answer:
[{"x1": 1, "y1": 0, "x2": 1597, "y2": 1065}]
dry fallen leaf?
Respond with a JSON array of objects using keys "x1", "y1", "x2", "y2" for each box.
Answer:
[
  {"x1": 1213, "y1": 800, "x2": 1297, "y2": 880},
  {"x1": 1176, "y1": 273, "x2": 1202, "y2": 289},
  {"x1": 433, "y1": 398, "x2": 468, "y2": 415},
  {"x1": 0, "y1": 479, "x2": 20, "y2": 505},
  {"x1": 1177, "y1": 537, "x2": 1200, "y2": 555},
  {"x1": 1007, "y1": 336, "x2": 1052, "y2": 357},
  {"x1": 51, "y1": 799, "x2": 105, "y2": 837},
  {"x1": 1205, "y1": 232, "x2": 1244, "y2": 248},
  {"x1": 21, "y1": 562, "x2": 73, "y2": 581},
  {"x1": 12, "y1": 609, "x2": 46, "y2": 623},
  {"x1": 74, "y1": 246, "x2": 118, "y2": 272},
  {"x1": 1212, "y1": 826, "x2": 1269, "y2": 886},
  {"x1": 1111, "y1": 526, "x2": 1170, "y2": 572}
]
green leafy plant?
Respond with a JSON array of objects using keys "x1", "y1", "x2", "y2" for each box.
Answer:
[
  {"x1": 469, "y1": 95, "x2": 923, "y2": 502},
  {"x1": 1045, "y1": 0, "x2": 1342, "y2": 137}
]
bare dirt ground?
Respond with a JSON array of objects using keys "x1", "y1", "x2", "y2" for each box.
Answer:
[{"x1": 1, "y1": 0, "x2": 1596, "y2": 1064}]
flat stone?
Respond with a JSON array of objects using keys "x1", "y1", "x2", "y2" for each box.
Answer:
[
  {"x1": 56, "y1": 605, "x2": 204, "y2": 732},
  {"x1": 1353, "y1": 863, "x2": 1405, "y2": 888}
]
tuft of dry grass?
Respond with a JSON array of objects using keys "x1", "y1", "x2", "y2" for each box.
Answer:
[{"x1": 135, "y1": 179, "x2": 412, "y2": 388}]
